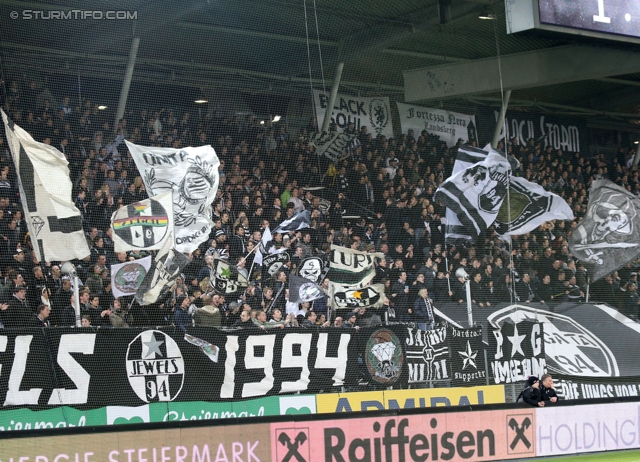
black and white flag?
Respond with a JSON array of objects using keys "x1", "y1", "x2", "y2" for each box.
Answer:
[
  {"x1": 2, "y1": 110, "x2": 90, "y2": 262},
  {"x1": 212, "y1": 258, "x2": 248, "y2": 294},
  {"x1": 328, "y1": 283, "x2": 385, "y2": 309},
  {"x1": 488, "y1": 320, "x2": 546, "y2": 384},
  {"x1": 405, "y1": 325, "x2": 450, "y2": 383},
  {"x1": 569, "y1": 180, "x2": 640, "y2": 282},
  {"x1": 288, "y1": 274, "x2": 324, "y2": 304},
  {"x1": 493, "y1": 177, "x2": 573, "y2": 239},
  {"x1": 111, "y1": 192, "x2": 174, "y2": 252},
  {"x1": 126, "y1": 141, "x2": 220, "y2": 254},
  {"x1": 274, "y1": 210, "x2": 311, "y2": 233},
  {"x1": 445, "y1": 145, "x2": 491, "y2": 242},
  {"x1": 309, "y1": 131, "x2": 360, "y2": 162},
  {"x1": 327, "y1": 245, "x2": 383, "y2": 288},
  {"x1": 135, "y1": 233, "x2": 191, "y2": 305},
  {"x1": 262, "y1": 252, "x2": 290, "y2": 278},
  {"x1": 297, "y1": 256, "x2": 324, "y2": 283},
  {"x1": 449, "y1": 325, "x2": 487, "y2": 387},
  {"x1": 435, "y1": 144, "x2": 513, "y2": 240}
]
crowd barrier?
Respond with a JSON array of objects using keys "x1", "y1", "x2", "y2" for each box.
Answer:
[{"x1": 3, "y1": 397, "x2": 639, "y2": 461}]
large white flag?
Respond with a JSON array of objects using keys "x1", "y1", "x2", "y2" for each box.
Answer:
[
  {"x1": 434, "y1": 145, "x2": 513, "y2": 239},
  {"x1": 111, "y1": 191, "x2": 174, "y2": 252},
  {"x1": 494, "y1": 176, "x2": 574, "y2": 238},
  {"x1": 1, "y1": 110, "x2": 90, "y2": 262},
  {"x1": 126, "y1": 141, "x2": 220, "y2": 253}
]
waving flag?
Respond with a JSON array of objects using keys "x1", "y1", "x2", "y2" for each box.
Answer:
[
  {"x1": 126, "y1": 141, "x2": 220, "y2": 253},
  {"x1": 274, "y1": 210, "x2": 311, "y2": 233},
  {"x1": 135, "y1": 233, "x2": 191, "y2": 305},
  {"x1": 111, "y1": 192, "x2": 174, "y2": 252},
  {"x1": 2, "y1": 110, "x2": 89, "y2": 262},
  {"x1": 494, "y1": 176, "x2": 573, "y2": 238},
  {"x1": 569, "y1": 180, "x2": 640, "y2": 282},
  {"x1": 435, "y1": 145, "x2": 513, "y2": 239}
]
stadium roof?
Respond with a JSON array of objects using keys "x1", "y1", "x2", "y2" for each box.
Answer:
[{"x1": 1, "y1": 0, "x2": 640, "y2": 128}]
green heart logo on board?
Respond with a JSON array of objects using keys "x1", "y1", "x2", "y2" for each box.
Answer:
[{"x1": 284, "y1": 406, "x2": 311, "y2": 415}]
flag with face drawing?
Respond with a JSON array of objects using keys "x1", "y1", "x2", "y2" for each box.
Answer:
[{"x1": 568, "y1": 180, "x2": 640, "y2": 282}]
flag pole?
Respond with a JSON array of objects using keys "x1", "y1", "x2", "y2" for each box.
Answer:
[{"x1": 236, "y1": 245, "x2": 258, "y2": 268}]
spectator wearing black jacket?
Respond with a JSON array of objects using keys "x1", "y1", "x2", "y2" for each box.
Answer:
[
  {"x1": 519, "y1": 376, "x2": 544, "y2": 407},
  {"x1": 540, "y1": 374, "x2": 560, "y2": 405}
]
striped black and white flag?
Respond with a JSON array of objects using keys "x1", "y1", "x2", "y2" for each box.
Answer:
[
  {"x1": 445, "y1": 145, "x2": 489, "y2": 242},
  {"x1": 435, "y1": 145, "x2": 513, "y2": 240}
]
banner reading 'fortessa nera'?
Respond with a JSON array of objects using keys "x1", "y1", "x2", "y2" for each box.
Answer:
[{"x1": 396, "y1": 102, "x2": 478, "y2": 147}]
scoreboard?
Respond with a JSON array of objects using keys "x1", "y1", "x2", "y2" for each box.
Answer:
[{"x1": 506, "y1": 0, "x2": 640, "y2": 43}]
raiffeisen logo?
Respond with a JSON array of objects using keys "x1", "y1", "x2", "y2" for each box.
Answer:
[{"x1": 324, "y1": 417, "x2": 496, "y2": 461}]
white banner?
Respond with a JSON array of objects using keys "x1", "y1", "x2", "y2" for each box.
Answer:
[
  {"x1": 125, "y1": 141, "x2": 220, "y2": 253},
  {"x1": 536, "y1": 402, "x2": 640, "y2": 456},
  {"x1": 112, "y1": 192, "x2": 174, "y2": 252},
  {"x1": 396, "y1": 102, "x2": 477, "y2": 148},
  {"x1": 111, "y1": 256, "x2": 152, "y2": 299},
  {"x1": 313, "y1": 90, "x2": 393, "y2": 139},
  {"x1": 2, "y1": 110, "x2": 90, "y2": 262}
]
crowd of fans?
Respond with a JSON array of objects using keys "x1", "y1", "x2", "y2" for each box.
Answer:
[{"x1": 0, "y1": 78, "x2": 639, "y2": 330}]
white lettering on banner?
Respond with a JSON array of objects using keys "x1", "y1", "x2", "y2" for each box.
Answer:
[
  {"x1": 0, "y1": 335, "x2": 96, "y2": 407},
  {"x1": 537, "y1": 403, "x2": 640, "y2": 456},
  {"x1": 280, "y1": 333, "x2": 312, "y2": 393},
  {"x1": 495, "y1": 111, "x2": 581, "y2": 152},
  {"x1": 220, "y1": 332, "x2": 351, "y2": 398},
  {"x1": 108, "y1": 443, "x2": 260, "y2": 462},
  {"x1": 491, "y1": 358, "x2": 547, "y2": 384},
  {"x1": 558, "y1": 379, "x2": 640, "y2": 400},
  {"x1": 4, "y1": 335, "x2": 42, "y2": 406},
  {"x1": 48, "y1": 334, "x2": 96, "y2": 405},
  {"x1": 313, "y1": 90, "x2": 394, "y2": 139}
]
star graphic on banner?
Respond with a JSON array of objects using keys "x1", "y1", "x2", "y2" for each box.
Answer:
[
  {"x1": 143, "y1": 333, "x2": 164, "y2": 359},
  {"x1": 459, "y1": 341, "x2": 477, "y2": 370},
  {"x1": 352, "y1": 291, "x2": 363, "y2": 299},
  {"x1": 221, "y1": 267, "x2": 231, "y2": 279},
  {"x1": 507, "y1": 324, "x2": 526, "y2": 358}
]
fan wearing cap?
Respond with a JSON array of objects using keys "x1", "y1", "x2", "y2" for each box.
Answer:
[{"x1": 519, "y1": 376, "x2": 544, "y2": 407}]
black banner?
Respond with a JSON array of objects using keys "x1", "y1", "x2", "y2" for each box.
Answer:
[
  {"x1": 555, "y1": 374, "x2": 640, "y2": 400},
  {"x1": 405, "y1": 325, "x2": 450, "y2": 383},
  {"x1": 489, "y1": 321, "x2": 546, "y2": 384},
  {"x1": 0, "y1": 328, "x2": 362, "y2": 409},
  {"x1": 449, "y1": 325, "x2": 487, "y2": 387},
  {"x1": 476, "y1": 108, "x2": 589, "y2": 155}
]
